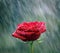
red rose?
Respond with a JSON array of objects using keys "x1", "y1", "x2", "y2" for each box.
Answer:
[{"x1": 12, "y1": 21, "x2": 46, "y2": 41}]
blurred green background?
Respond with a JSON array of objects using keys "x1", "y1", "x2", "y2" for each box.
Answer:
[{"x1": 0, "y1": 0, "x2": 60, "y2": 53}]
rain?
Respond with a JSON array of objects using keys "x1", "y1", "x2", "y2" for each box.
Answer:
[{"x1": 0, "y1": 0, "x2": 60, "y2": 53}]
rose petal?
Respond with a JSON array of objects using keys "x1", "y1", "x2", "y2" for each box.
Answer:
[
  {"x1": 16, "y1": 30, "x2": 34, "y2": 35},
  {"x1": 12, "y1": 31, "x2": 27, "y2": 41}
]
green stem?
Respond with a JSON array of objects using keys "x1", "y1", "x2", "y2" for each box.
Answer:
[{"x1": 30, "y1": 41, "x2": 33, "y2": 53}]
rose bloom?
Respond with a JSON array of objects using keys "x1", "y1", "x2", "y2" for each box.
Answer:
[{"x1": 12, "y1": 21, "x2": 46, "y2": 41}]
